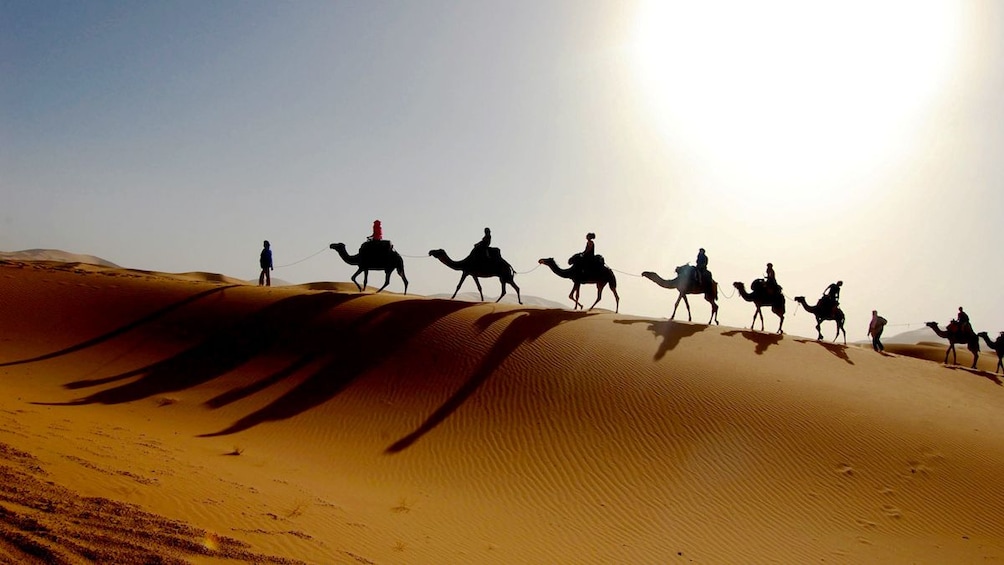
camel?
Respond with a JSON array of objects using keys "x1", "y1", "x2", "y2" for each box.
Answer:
[
  {"x1": 793, "y1": 296, "x2": 847, "y2": 344},
  {"x1": 329, "y1": 241, "x2": 408, "y2": 294},
  {"x1": 641, "y1": 265, "x2": 719, "y2": 325},
  {"x1": 925, "y1": 322, "x2": 980, "y2": 368},
  {"x1": 977, "y1": 331, "x2": 1004, "y2": 374},
  {"x1": 429, "y1": 248, "x2": 521, "y2": 304},
  {"x1": 538, "y1": 257, "x2": 619, "y2": 313},
  {"x1": 733, "y1": 280, "x2": 785, "y2": 333}
]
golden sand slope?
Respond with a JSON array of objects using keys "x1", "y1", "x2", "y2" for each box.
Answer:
[{"x1": 1, "y1": 259, "x2": 1004, "y2": 564}]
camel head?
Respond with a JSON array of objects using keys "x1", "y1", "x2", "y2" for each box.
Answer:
[
  {"x1": 977, "y1": 331, "x2": 989, "y2": 338},
  {"x1": 429, "y1": 249, "x2": 445, "y2": 258},
  {"x1": 925, "y1": 322, "x2": 939, "y2": 329},
  {"x1": 538, "y1": 258, "x2": 555, "y2": 266},
  {"x1": 329, "y1": 242, "x2": 345, "y2": 251},
  {"x1": 733, "y1": 281, "x2": 745, "y2": 290}
]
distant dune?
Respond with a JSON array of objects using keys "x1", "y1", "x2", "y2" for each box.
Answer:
[
  {"x1": 0, "y1": 248, "x2": 121, "y2": 268},
  {"x1": 1, "y1": 257, "x2": 1003, "y2": 563}
]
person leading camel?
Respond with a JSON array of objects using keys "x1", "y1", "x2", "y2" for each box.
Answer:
[
  {"x1": 258, "y1": 240, "x2": 273, "y2": 287},
  {"x1": 868, "y1": 310, "x2": 887, "y2": 352}
]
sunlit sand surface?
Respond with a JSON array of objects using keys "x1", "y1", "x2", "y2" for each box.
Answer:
[{"x1": 1, "y1": 258, "x2": 1003, "y2": 563}]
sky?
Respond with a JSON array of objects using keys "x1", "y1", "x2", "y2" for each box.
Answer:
[{"x1": 3, "y1": 0, "x2": 1002, "y2": 342}]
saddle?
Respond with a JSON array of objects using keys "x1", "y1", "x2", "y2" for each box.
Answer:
[
  {"x1": 568, "y1": 253, "x2": 606, "y2": 277},
  {"x1": 360, "y1": 239, "x2": 394, "y2": 256}
]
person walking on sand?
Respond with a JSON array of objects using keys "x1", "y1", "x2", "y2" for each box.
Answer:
[
  {"x1": 258, "y1": 240, "x2": 273, "y2": 287},
  {"x1": 868, "y1": 310, "x2": 887, "y2": 352}
]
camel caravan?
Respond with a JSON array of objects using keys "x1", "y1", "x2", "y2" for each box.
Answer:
[{"x1": 325, "y1": 222, "x2": 1003, "y2": 373}]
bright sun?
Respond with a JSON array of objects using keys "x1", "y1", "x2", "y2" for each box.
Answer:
[{"x1": 632, "y1": 0, "x2": 962, "y2": 194}]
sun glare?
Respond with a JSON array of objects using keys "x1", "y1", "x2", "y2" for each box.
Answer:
[{"x1": 632, "y1": 0, "x2": 961, "y2": 197}]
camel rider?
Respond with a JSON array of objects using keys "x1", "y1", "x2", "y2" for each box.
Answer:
[
  {"x1": 765, "y1": 262, "x2": 778, "y2": 294},
  {"x1": 695, "y1": 248, "x2": 708, "y2": 286},
  {"x1": 823, "y1": 280, "x2": 842, "y2": 317},
  {"x1": 473, "y1": 227, "x2": 492, "y2": 260},
  {"x1": 955, "y1": 306, "x2": 972, "y2": 335},
  {"x1": 368, "y1": 220, "x2": 383, "y2": 241},
  {"x1": 582, "y1": 232, "x2": 596, "y2": 263}
]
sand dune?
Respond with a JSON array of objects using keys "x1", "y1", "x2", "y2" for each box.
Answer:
[{"x1": 2, "y1": 258, "x2": 1003, "y2": 564}]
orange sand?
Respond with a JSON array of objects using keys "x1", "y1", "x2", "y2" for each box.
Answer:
[{"x1": 1, "y1": 259, "x2": 1003, "y2": 564}]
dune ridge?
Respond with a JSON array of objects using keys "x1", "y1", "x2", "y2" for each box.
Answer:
[{"x1": 2, "y1": 259, "x2": 1004, "y2": 563}]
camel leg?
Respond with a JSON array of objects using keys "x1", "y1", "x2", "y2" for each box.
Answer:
[
  {"x1": 836, "y1": 323, "x2": 847, "y2": 345},
  {"x1": 776, "y1": 312, "x2": 785, "y2": 334},
  {"x1": 589, "y1": 283, "x2": 605, "y2": 311},
  {"x1": 970, "y1": 346, "x2": 979, "y2": 369},
  {"x1": 397, "y1": 266, "x2": 409, "y2": 295},
  {"x1": 472, "y1": 276, "x2": 485, "y2": 301},
  {"x1": 671, "y1": 294, "x2": 684, "y2": 320},
  {"x1": 681, "y1": 295, "x2": 692, "y2": 321},
  {"x1": 351, "y1": 269, "x2": 364, "y2": 292},
  {"x1": 569, "y1": 285, "x2": 582, "y2": 310},
  {"x1": 815, "y1": 318, "x2": 824, "y2": 341},
  {"x1": 510, "y1": 279, "x2": 522, "y2": 305},
  {"x1": 751, "y1": 308, "x2": 762, "y2": 332},
  {"x1": 708, "y1": 298, "x2": 719, "y2": 325},
  {"x1": 376, "y1": 269, "x2": 392, "y2": 293},
  {"x1": 452, "y1": 273, "x2": 469, "y2": 299},
  {"x1": 610, "y1": 286, "x2": 619, "y2": 314}
]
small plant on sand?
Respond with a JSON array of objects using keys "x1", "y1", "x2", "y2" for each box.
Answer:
[
  {"x1": 286, "y1": 499, "x2": 309, "y2": 519},
  {"x1": 226, "y1": 446, "x2": 244, "y2": 456},
  {"x1": 392, "y1": 541, "x2": 407, "y2": 552},
  {"x1": 391, "y1": 497, "x2": 413, "y2": 514}
]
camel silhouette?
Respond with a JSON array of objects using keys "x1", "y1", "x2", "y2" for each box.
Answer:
[
  {"x1": 641, "y1": 265, "x2": 719, "y2": 324},
  {"x1": 429, "y1": 248, "x2": 521, "y2": 304},
  {"x1": 538, "y1": 257, "x2": 619, "y2": 313},
  {"x1": 793, "y1": 296, "x2": 847, "y2": 344},
  {"x1": 977, "y1": 331, "x2": 1004, "y2": 374},
  {"x1": 329, "y1": 241, "x2": 408, "y2": 294},
  {"x1": 923, "y1": 321, "x2": 980, "y2": 368},
  {"x1": 733, "y1": 280, "x2": 785, "y2": 333}
]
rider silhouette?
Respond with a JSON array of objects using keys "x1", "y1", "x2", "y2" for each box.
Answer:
[
  {"x1": 765, "y1": 262, "x2": 778, "y2": 294},
  {"x1": 954, "y1": 306, "x2": 972, "y2": 334},
  {"x1": 583, "y1": 232, "x2": 596, "y2": 260},
  {"x1": 473, "y1": 227, "x2": 492, "y2": 260},
  {"x1": 822, "y1": 280, "x2": 842, "y2": 317},
  {"x1": 695, "y1": 248, "x2": 708, "y2": 285}
]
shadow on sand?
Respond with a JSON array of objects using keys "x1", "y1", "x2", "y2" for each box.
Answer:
[
  {"x1": 794, "y1": 339, "x2": 854, "y2": 365},
  {"x1": 945, "y1": 365, "x2": 1002, "y2": 386},
  {"x1": 384, "y1": 307, "x2": 590, "y2": 453},
  {"x1": 721, "y1": 330, "x2": 782, "y2": 355},
  {"x1": 43, "y1": 294, "x2": 593, "y2": 452},
  {"x1": 49, "y1": 292, "x2": 362, "y2": 403},
  {"x1": 0, "y1": 285, "x2": 238, "y2": 368},
  {"x1": 614, "y1": 319, "x2": 706, "y2": 361}
]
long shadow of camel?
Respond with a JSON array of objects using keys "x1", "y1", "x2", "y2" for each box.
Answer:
[
  {"x1": 794, "y1": 339, "x2": 854, "y2": 365},
  {"x1": 722, "y1": 330, "x2": 782, "y2": 355},
  {"x1": 384, "y1": 307, "x2": 590, "y2": 453},
  {"x1": 199, "y1": 298, "x2": 482, "y2": 438},
  {"x1": 614, "y1": 319, "x2": 706, "y2": 361},
  {"x1": 47, "y1": 292, "x2": 361, "y2": 405},
  {"x1": 1, "y1": 285, "x2": 238, "y2": 368}
]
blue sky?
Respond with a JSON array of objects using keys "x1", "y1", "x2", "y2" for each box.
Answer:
[{"x1": 3, "y1": 0, "x2": 1002, "y2": 341}]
